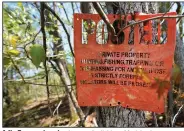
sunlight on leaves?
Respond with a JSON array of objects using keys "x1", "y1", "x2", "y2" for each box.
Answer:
[
  {"x1": 9, "y1": 35, "x2": 19, "y2": 48},
  {"x1": 30, "y1": 44, "x2": 46, "y2": 68},
  {"x1": 3, "y1": 56, "x2": 11, "y2": 66},
  {"x1": 7, "y1": 49, "x2": 20, "y2": 56}
]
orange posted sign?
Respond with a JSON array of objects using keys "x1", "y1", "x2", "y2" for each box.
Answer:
[{"x1": 74, "y1": 12, "x2": 176, "y2": 113}]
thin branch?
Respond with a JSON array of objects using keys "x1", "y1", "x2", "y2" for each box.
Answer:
[
  {"x1": 40, "y1": 2, "x2": 52, "y2": 116},
  {"x1": 33, "y1": 2, "x2": 41, "y2": 12},
  {"x1": 44, "y1": 3, "x2": 75, "y2": 57},
  {"x1": 4, "y1": 75, "x2": 46, "y2": 82},
  {"x1": 4, "y1": 78, "x2": 76, "y2": 87},
  {"x1": 26, "y1": 82, "x2": 76, "y2": 87},
  {"x1": 47, "y1": 54, "x2": 64, "y2": 59},
  {"x1": 152, "y1": 112, "x2": 158, "y2": 127},
  {"x1": 172, "y1": 105, "x2": 184, "y2": 127},
  {"x1": 74, "y1": 3, "x2": 80, "y2": 13},
  {"x1": 9, "y1": 55, "x2": 26, "y2": 83},
  {"x1": 92, "y1": 2, "x2": 116, "y2": 38},
  {"x1": 118, "y1": 15, "x2": 184, "y2": 36},
  {"x1": 60, "y1": 3, "x2": 71, "y2": 25},
  {"x1": 71, "y1": 2, "x2": 75, "y2": 15},
  {"x1": 161, "y1": 12, "x2": 184, "y2": 44},
  {"x1": 49, "y1": 60, "x2": 61, "y2": 75},
  {"x1": 53, "y1": 99, "x2": 62, "y2": 116},
  {"x1": 177, "y1": 12, "x2": 184, "y2": 23},
  {"x1": 176, "y1": 2, "x2": 181, "y2": 14},
  {"x1": 162, "y1": 2, "x2": 175, "y2": 17},
  {"x1": 23, "y1": 28, "x2": 41, "y2": 47},
  {"x1": 160, "y1": 2, "x2": 175, "y2": 25}
]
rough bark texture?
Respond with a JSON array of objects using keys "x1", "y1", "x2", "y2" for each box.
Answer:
[
  {"x1": 45, "y1": 6, "x2": 85, "y2": 121},
  {"x1": 81, "y1": 2, "x2": 158, "y2": 127},
  {"x1": 175, "y1": 32, "x2": 184, "y2": 92},
  {"x1": 97, "y1": 106, "x2": 146, "y2": 127}
]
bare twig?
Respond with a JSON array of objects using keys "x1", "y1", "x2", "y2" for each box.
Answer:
[
  {"x1": 177, "y1": 12, "x2": 184, "y2": 23},
  {"x1": 74, "y1": 3, "x2": 80, "y2": 13},
  {"x1": 49, "y1": 60, "x2": 61, "y2": 75},
  {"x1": 172, "y1": 105, "x2": 184, "y2": 127},
  {"x1": 161, "y1": 12, "x2": 184, "y2": 44},
  {"x1": 25, "y1": 82, "x2": 75, "y2": 87},
  {"x1": 40, "y1": 2, "x2": 52, "y2": 116},
  {"x1": 23, "y1": 28, "x2": 41, "y2": 48},
  {"x1": 33, "y1": 2, "x2": 41, "y2": 12},
  {"x1": 92, "y1": 2, "x2": 116, "y2": 38},
  {"x1": 71, "y1": 2, "x2": 75, "y2": 15},
  {"x1": 176, "y1": 2, "x2": 181, "y2": 14},
  {"x1": 162, "y1": 2, "x2": 175, "y2": 17},
  {"x1": 44, "y1": 3, "x2": 74, "y2": 57},
  {"x1": 9, "y1": 55, "x2": 26, "y2": 83},
  {"x1": 3, "y1": 78, "x2": 76, "y2": 87},
  {"x1": 53, "y1": 99, "x2": 62, "y2": 116},
  {"x1": 160, "y1": 2, "x2": 175, "y2": 25},
  {"x1": 60, "y1": 3, "x2": 71, "y2": 24},
  {"x1": 152, "y1": 112, "x2": 158, "y2": 127},
  {"x1": 118, "y1": 15, "x2": 184, "y2": 36}
]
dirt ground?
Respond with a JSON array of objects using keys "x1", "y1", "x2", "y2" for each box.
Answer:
[{"x1": 3, "y1": 95, "x2": 184, "y2": 127}]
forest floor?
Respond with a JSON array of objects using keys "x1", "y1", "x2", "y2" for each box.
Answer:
[
  {"x1": 3, "y1": 95, "x2": 72, "y2": 127},
  {"x1": 3, "y1": 95, "x2": 184, "y2": 127}
]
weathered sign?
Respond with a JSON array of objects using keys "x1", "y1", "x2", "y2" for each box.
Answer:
[{"x1": 74, "y1": 12, "x2": 176, "y2": 113}]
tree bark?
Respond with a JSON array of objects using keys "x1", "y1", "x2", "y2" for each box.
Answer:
[
  {"x1": 81, "y1": 2, "x2": 158, "y2": 127},
  {"x1": 44, "y1": 3, "x2": 85, "y2": 121}
]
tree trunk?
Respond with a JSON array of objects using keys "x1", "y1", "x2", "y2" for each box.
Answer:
[
  {"x1": 44, "y1": 4, "x2": 85, "y2": 121},
  {"x1": 81, "y1": 2, "x2": 158, "y2": 127}
]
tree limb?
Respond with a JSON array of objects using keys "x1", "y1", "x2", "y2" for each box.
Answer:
[
  {"x1": 49, "y1": 60, "x2": 61, "y2": 75},
  {"x1": 26, "y1": 82, "x2": 75, "y2": 87},
  {"x1": 118, "y1": 15, "x2": 184, "y2": 36},
  {"x1": 9, "y1": 55, "x2": 25, "y2": 83},
  {"x1": 71, "y1": 2, "x2": 75, "y2": 15},
  {"x1": 40, "y1": 2, "x2": 52, "y2": 116},
  {"x1": 172, "y1": 105, "x2": 184, "y2": 127},
  {"x1": 44, "y1": 3, "x2": 75, "y2": 57},
  {"x1": 92, "y1": 2, "x2": 116, "y2": 39},
  {"x1": 75, "y1": 3, "x2": 81, "y2": 13},
  {"x1": 60, "y1": 3, "x2": 71, "y2": 25},
  {"x1": 23, "y1": 28, "x2": 41, "y2": 48}
]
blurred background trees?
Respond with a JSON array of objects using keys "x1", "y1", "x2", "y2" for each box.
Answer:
[{"x1": 2, "y1": 2, "x2": 184, "y2": 127}]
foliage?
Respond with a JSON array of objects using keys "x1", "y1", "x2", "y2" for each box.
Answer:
[{"x1": 29, "y1": 44, "x2": 46, "y2": 68}]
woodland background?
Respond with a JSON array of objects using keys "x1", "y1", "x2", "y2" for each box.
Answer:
[{"x1": 2, "y1": 2, "x2": 184, "y2": 127}]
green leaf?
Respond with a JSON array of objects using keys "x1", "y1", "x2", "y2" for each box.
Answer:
[
  {"x1": 3, "y1": 56, "x2": 11, "y2": 66},
  {"x1": 7, "y1": 49, "x2": 20, "y2": 56},
  {"x1": 17, "y1": 2, "x2": 24, "y2": 10},
  {"x1": 30, "y1": 44, "x2": 46, "y2": 68},
  {"x1": 9, "y1": 35, "x2": 19, "y2": 48}
]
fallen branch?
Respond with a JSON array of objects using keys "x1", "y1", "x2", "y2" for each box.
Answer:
[
  {"x1": 152, "y1": 112, "x2": 158, "y2": 127},
  {"x1": 172, "y1": 105, "x2": 184, "y2": 127},
  {"x1": 53, "y1": 99, "x2": 63, "y2": 116}
]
